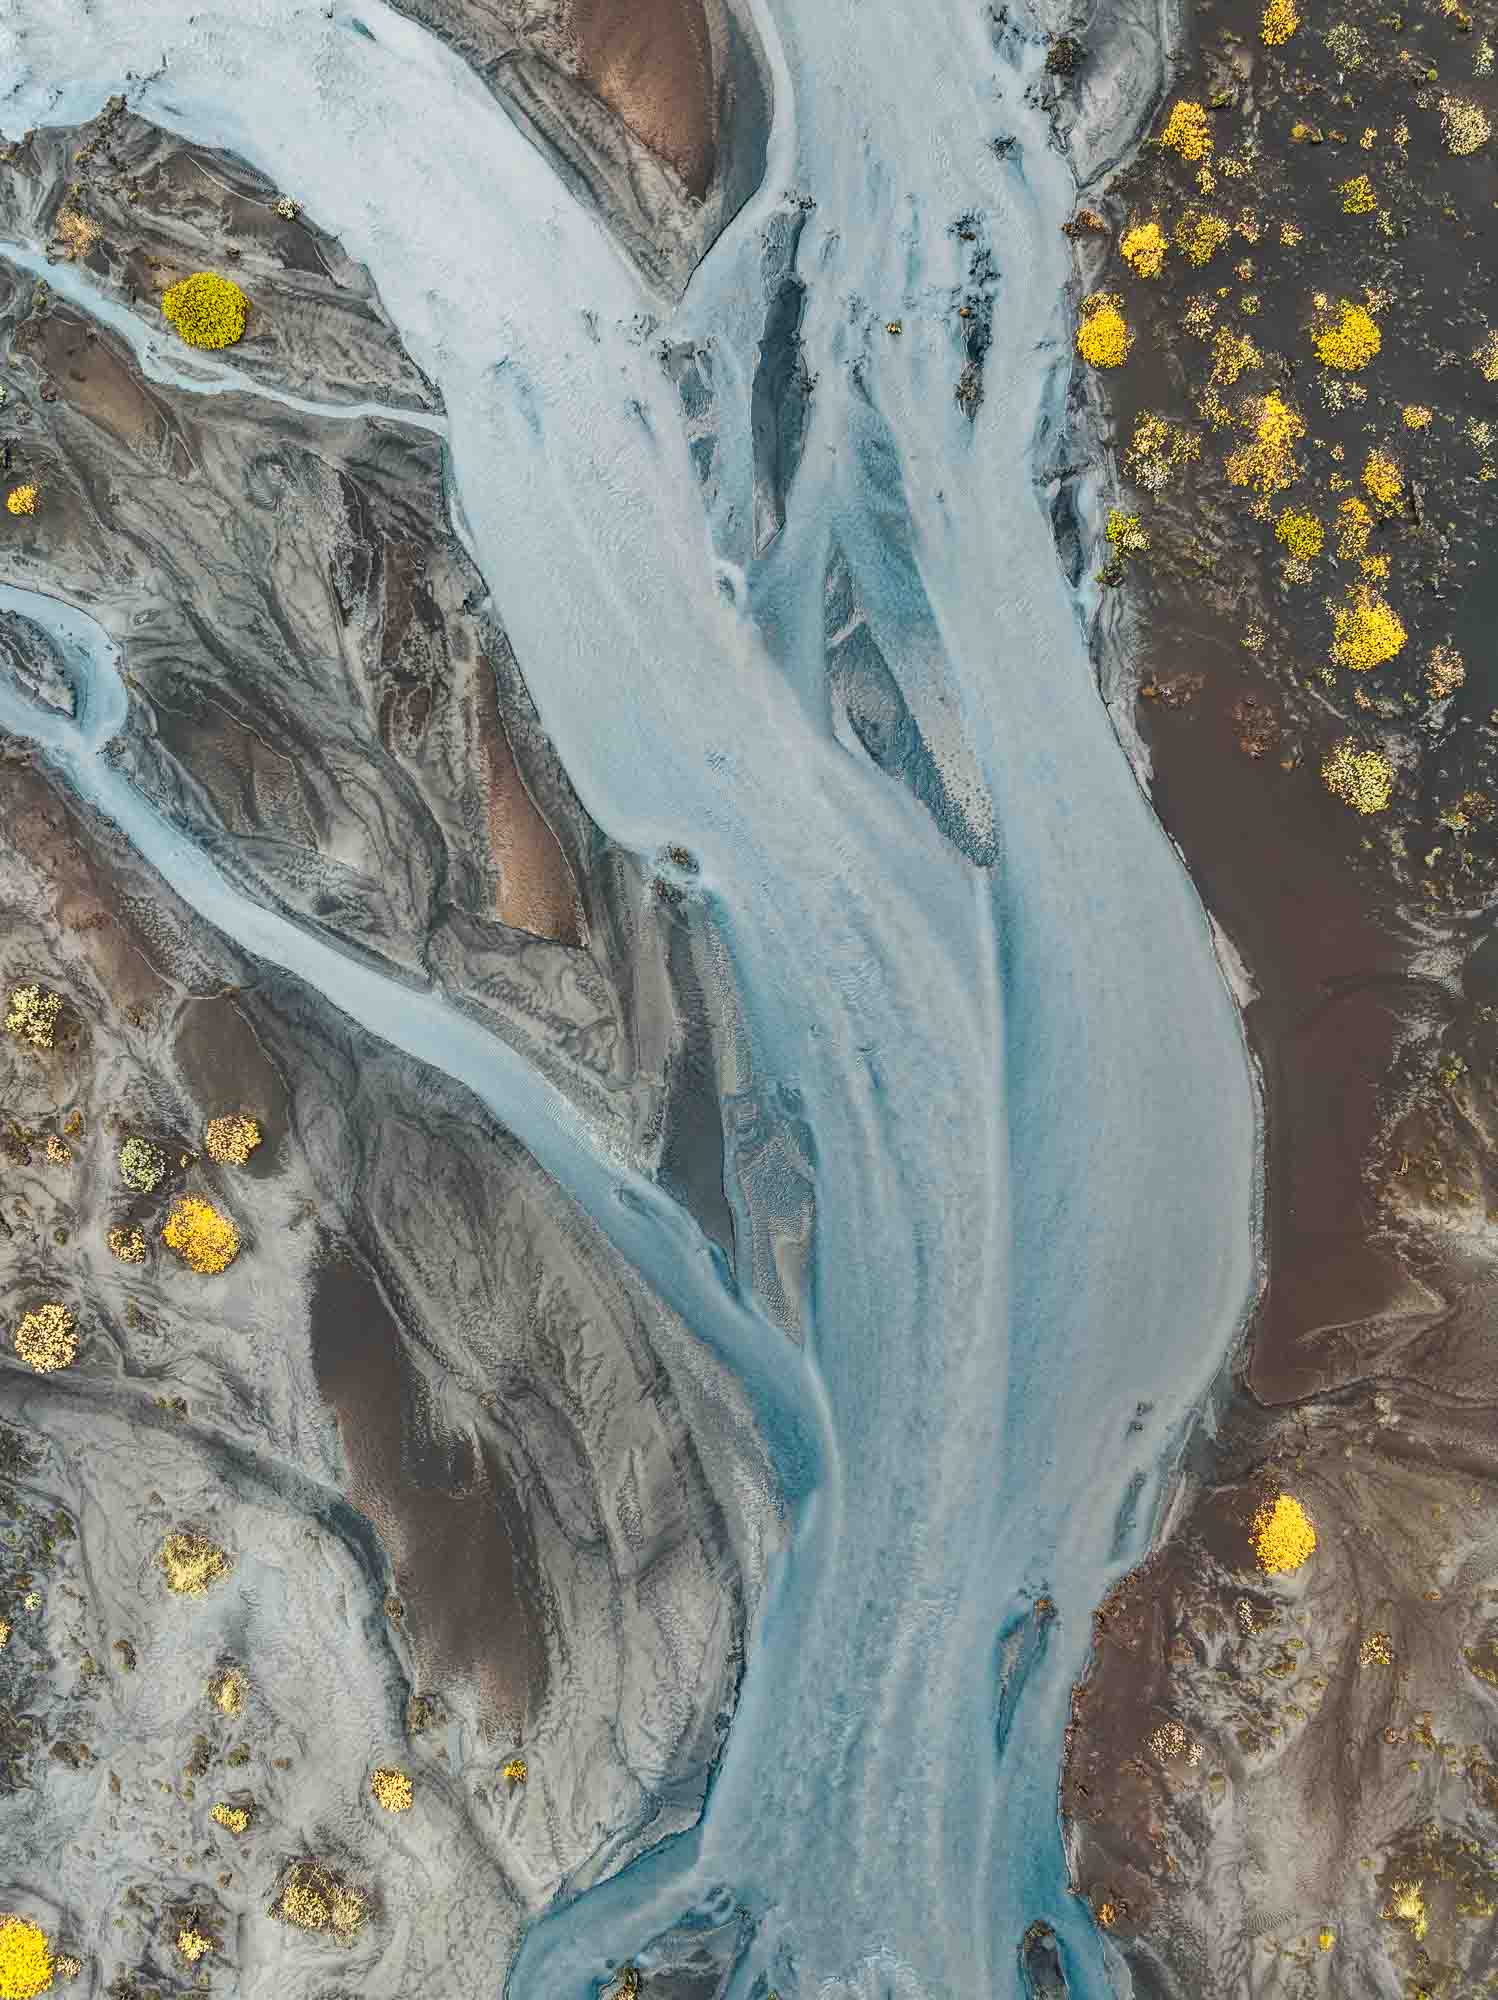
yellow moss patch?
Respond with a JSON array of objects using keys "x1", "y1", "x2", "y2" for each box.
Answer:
[
  {"x1": 4, "y1": 985, "x2": 62, "y2": 1051},
  {"x1": 1332, "y1": 587, "x2": 1407, "y2": 670},
  {"x1": 0, "y1": 1917, "x2": 53, "y2": 2000},
  {"x1": 207, "y1": 1665, "x2": 247, "y2": 1715},
  {"x1": 1120, "y1": 221, "x2": 1167, "y2": 276},
  {"x1": 5, "y1": 486, "x2": 38, "y2": 517},
  {"x1": 1363, "y1": 449, "x2": 1402, "y2": 508},
  {"x1": 13, "y1": 1303, "x2": 77, "y2": 1374},
  {"x1": 1313, "y1": 301, "x2": 1382, "y2": 370},
  {"x1": 1275, "y1": 508, "x2": 1324, "y2": 558},
  {"x1": 204, "y1": 1115, "x2": 261, "y2": 1165},
  {"x1": 158, "y1": 1530, "x2": 232, "y2": 1597},
  {"x1": 161, "y1": 271, "x2": 248, "y2": 349},
  {"x1": 162, "y1": 1195, "x2": 240, "y2": 1274},
  {"x1": 274, "y1": 1862, "x2": 367, "y2": 1939},
  {"x1": 1161, "y1": 100, "x2": 1213, "y2": 159},
  {"x1": 1250, "y1": 1492, "x2": 1318, "y2": 1571},
  {"x1": 1261, "y1": 0, "x2": 1299, "y2": 41},
  {"x1": 211, "y1": 1802, "x2": 251, "y2": 1834},
  {"x1": 1076, "y1": 293, "x2": 1132, "y2": 367},
  {"x1": 370, "y1": 1766, "x2": 413, "y2": 1812},
  {"x1": 1225, "y1": 392, "x2": 1305, "y2": 495}
]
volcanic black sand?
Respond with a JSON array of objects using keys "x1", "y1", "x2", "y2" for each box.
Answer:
[{"x1": 1053, "y1": 0, "x2": 1498, "y2": 1986}]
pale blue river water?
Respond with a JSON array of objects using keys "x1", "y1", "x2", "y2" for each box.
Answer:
[{"x1": 0, "y1": 1, "x2": 1257, "y2": 1994}]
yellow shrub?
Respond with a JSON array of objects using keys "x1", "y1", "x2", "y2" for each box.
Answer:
[
  {"x1": 1313, "y1": 301, "x2": 1381, "y2": 370},
  {"x1": 1274, "y1": 508, "x2": 1324, "y2": 558},
  {"x1": 161, "y1": 271, "x2": 249, "y2": 349},
  {"x1": 1331, "y1": 587, "x2": 1406, "y2": 670},
  {"x1": 370, "y1": 1766, "x2": 413, "y2": 1811},
  {"x1": 1250, "y1": 1493, "x2": 1317, "y2": 1571},
  {"x1": 1076, "y1": 294, "x2": 1132, "y2": 367},
  {"x1": 1105, "y1": 507, "x2": 1150, "y2": 554},
  {"x1": 162, "y1": 1195, "x2": 240, "y2": 1273},
  {"x1": 502, "y1": 1756, "x2": 528, "y2": 1785},
  {"x1": 5, "y1": 485, "x2": 37, "y2": 517},
  {"x1": 204, "y1": 1115, "x2": 261, "y2": 1165},
  {"x1": 1261, "y1": 0, "x2": 1298, "y2": 40},
  {"x1": 1120, "y1": 221, "x2": 1167, "y2": 276},
  {"x1": 1401, "y1": 403, "x2": 1433, "y2": 429},
  {"x1": 211, "y1": 1803, "x2": 251, "y2": 1834},
  {"x1": 1441, "y1": 94, "x2": 1492, "y2": 154},
  {"x1": 1336, "y1": 495, "x2": 1373, "y2": 558},
  {"x1": 13, "y1": 1302, "x2": 77, "y2": 1373},
  {"x1": 1427, "y1": 643, "x2": 1466, "y2": 700},
  {"x1": 0, "y1": 1916, "x2": 53, "y2": 2000},
  {"x1": 1225, "y1": 392, "x2": 1305, "y2": 494},
  {"x1": 207, "y1": 1666, "x2": 247, "y2": 1715},
  {"x1": 1161, "y1": 101, "x2": 1213, "y2": 159},
  {"x1": 1174, "y1": 208, "x2": 1231, "y2": 264},
  {"x1": 1338, "y1": 173, "x2": 1377, "y2": 214},
  {"x1": 1362, "y1": 448, "x2": 1401, "y2": 508},
  {"x1": 4, "y1": 985, "x2": 61, "y2": 1050},
  {"x1": 158, "y1": 1530, "x2": 232, "y2": 1596}
]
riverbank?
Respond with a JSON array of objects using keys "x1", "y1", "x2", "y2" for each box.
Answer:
[{"x1": 1055, "y1": 0, "x2": 1498, "y2": 1982}]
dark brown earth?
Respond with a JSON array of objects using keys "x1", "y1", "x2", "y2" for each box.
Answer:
[{"x1": 1057, "y1": 0, "x2": 1498, "y2": 1986}]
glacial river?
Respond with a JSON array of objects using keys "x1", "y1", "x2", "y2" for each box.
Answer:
[{"x1": 0, "y1": 2, "x2": 1256, "y2": 1995}]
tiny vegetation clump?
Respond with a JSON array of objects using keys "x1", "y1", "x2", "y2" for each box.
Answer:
[
  {"x1": 502, "y1": 1756, "x2": 528, "y2": 1786},
  {"x1": 1125, "y1": 412, "x2": 1200, "y2": 490},
  {"x1": 118, "y1": 1136, "x2": 167, "y2": 1194},
  {"x1": 161, "y1": 272, "x2": 249, "y2": 349},
  {"x1": 158, "y1": 1530, "x2": 232, "y2": 1596},
  {"x1": 13, "y1": 1303, "x2": 77, "y2": 1374},
  {"x1": 1250, "y1": 1493, "x2": 1318, "y2": 1571},
  {"x1": 1440, "y1": 95, "x2": 1492, "y2": 154},
  {"x1": 1401, "y1": 403, "x2": 1433, "y2": 430},
  {"x1": 274, "y1": 1861, "x2": 367, "y2": 1940},
  {"x1": 1261, "y1": 0, "x2": 1299, "y2": 42},
  {"x1": 1427, "y1": 643, "x2": 1466, "y2": 700},
  {"x1": 1275, "y1": 508, "x2": 1324, "y2": 558},
  {"x1": 174, "y1": 1929, "x2": 213, "y2": 1966},
  {"x1": 1338, "y1": 173, "x2": 1377, "y2": 215},
  {"x1": 211, "y1": 1802, "x2": 251, "y2": 1834},
  {"x1": 207, "y1": 1665, "x2": 247, "y2": 1715},
  {"x1": 1076, "y1": 293, "x2": 1132, "y2": 367},
  {"x1": 1323, "y1": 739, "x2": 1395, "y2": 813},
  {"x1": 5, "y1": 985, "x2": 62, "y2": 1051},
  {"x1": 0, "y1": 1915, "x2": 54, "y2": 2000},
  {"x1": 1226, "y1": 393, "x2": 1305, "y2": 494},
  {"x1": 204, "y1": 1115, "x2": 261, "y2": 1165},
  {"x1": 1363, "y1": 449, "x2": 1402, "y2": 509},
  {"x1": 1161, "y1": 100, "x2": 1213, "y2": 159},
  {"x1": 1475, "y1": 330, "x2": 1498, "y2": 382},
  {"x1": 1210, "y1": 326, "x2": 1261, "y2": 387},
  {"x1": 370, "y1": 1766, "x2": 413, "y2": 1812},
  {"x1": 54, "y1": 209, "x2": 101, "y2": 260},
  {"x1": 162, "y1": 1195, "x2": 240, "y2": 1274},
  {"x1": 1105, "y1": 508, "x2": 1150, "y2": 555},
  {"x1": 1174, "y1": 208, "x2": 1231, "y2": 265},
  {"x1": 1313, "y1": 300, "x2": 1382, "y2": 370},
  {"x1": 1331, "y1": 586, "x2": 1407, "y2": 670},
  {"x1": 107, "y1": 1226, "x2": 147, "y2": 1264},
  {"x1": 5, "y1": 486, "x2": 38, "y2": 517},
  {"x1": 1120, "y1": 222, "x2": 1167, "y2": 277}
]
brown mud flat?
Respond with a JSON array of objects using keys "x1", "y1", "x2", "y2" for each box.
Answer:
[{"x1": 1054, "y1": 0, "x2": 1498, "y2": 1986}]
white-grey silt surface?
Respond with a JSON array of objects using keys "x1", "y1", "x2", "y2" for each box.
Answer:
[{"x1": 0, "y1": 5, "x2": 1254, "y2": 2000}]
